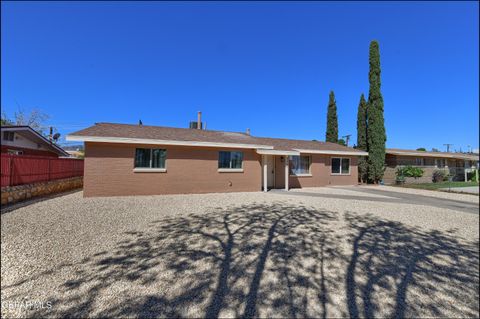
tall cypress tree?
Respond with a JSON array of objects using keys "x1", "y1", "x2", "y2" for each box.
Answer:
[
  {"x1": 356, "y1": 94, "x2": 368, "y2": 183},
  {"x1": 366, "y1": 41, "x2": 386, "y2": 183},
  {"x1": 325, "y1": 91, "x2": 338, "y2": 143}
]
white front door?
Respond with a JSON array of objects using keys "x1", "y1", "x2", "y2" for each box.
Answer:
[{"x1": 266, "y1": 155, "x2": 275, "y2": 188}]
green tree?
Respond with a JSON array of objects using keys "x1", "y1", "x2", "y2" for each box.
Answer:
[
  {"x1": 337, "y1": 138, "x2": 346, "y2": 146},
  {"x1": 325, "y1": 91, "x2": 338, "y2": 143},
  {"x1": 416, "y1": 147, "x2": 426, "y2": 151},
  {"x1": 356, "y1": 94, "x2": 368, "y2": 183},
  {"x1": 366, "y1": 41, "x2": 386, "y2": 183}
]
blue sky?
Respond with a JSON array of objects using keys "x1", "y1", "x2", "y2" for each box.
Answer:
[{"x1": 1, "y1": 1, "x2": 478, "y2": 151}]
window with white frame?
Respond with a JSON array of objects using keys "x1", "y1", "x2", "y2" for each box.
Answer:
[
  {"x1": 218, "y1": 151, "x2": 243, "y2": 169},
  {"x1": 331, "y1": 157, "x2": 350, "y2": 174},
  {"x1": 289, "y1": 155, "x2": 311, "y2": 175},
  {"x1": 134, "y1": 148, "x2": 166, "y2": 168}
]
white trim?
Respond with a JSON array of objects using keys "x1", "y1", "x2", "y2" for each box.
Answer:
[
  {"x1": 67, "y1": 135, "x2": 274, "y2": 149},
  {"x1": 290, "y1": 174, "x2": 312, "y2": 177},
  {"x1": 331, "y1": 157, "x2": 351, "y2": 175},
  {"x1": 256, "y1": 149, "x2": 300, "y2": 156},
  {"x1": 218, "y1": 168, "x2": 244, "y2": 173},
  {"x1": 133, "y1": 168, "x2": 167, "y2": 173},
  {"x1": 263, "y1": 155, "x2": 268, "y2": 192},
  {"x1": 294, "y1": 149, "x2": 368, "y2": 156}
]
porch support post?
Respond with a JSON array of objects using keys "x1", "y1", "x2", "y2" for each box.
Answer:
[
  {"x1": 263, "y1": 155, "x2": 268, "y2": 192},
  {"x1": 285, "y1": 156, "x2": 289, "y2": 191}
]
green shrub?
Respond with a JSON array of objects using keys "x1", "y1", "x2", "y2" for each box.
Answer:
[
  {"x1": 432, "y1": 169, "x2": 448, "y2": 183},
  {"x1": 396, "y1": 166, "x2": 424, "y2": 179},
  {"x1": 467, "y1": 169, "x2": 478, "y2": 182}
]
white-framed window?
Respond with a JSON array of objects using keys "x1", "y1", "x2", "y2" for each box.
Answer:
[
  {"x1": 218, "y1": 151, "x2": 243, "y2": 169},
  {"x1": 3, "y1": 131, "x2": 14, "y2": 141},
  {"x1": 331, "y1": 157, "x2": 350, "y2": 175},
  {"x1": 134, "y1": 148, "x2": 166, "y2": 168},
  {"x1": 289, "y1": 155, "x2": 311, "y2": 175}
]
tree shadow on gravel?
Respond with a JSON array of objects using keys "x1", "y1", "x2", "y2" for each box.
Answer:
[
  {"x1": 12, "y1": 203, "x2": 478, "y2": 318},
  {"x1": 345, "y1": 212, "x2": 479, "y2": 318}
]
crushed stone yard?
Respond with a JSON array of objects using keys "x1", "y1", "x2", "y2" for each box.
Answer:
[{"x1": 1, "y1": 186, "x2": 479, "y2": 318}]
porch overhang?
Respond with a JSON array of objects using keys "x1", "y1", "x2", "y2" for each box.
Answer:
[
  {"x1": 256, "y1": 149, "x2": 300, "y2": 156},
  {"x1": 294, "y1": 149, "x2": 369, "y2": 156}
]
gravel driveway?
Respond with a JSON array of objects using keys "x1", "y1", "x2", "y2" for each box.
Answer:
[{"x1": 1, "y1": 186, "x2": 479, "y2": 318}]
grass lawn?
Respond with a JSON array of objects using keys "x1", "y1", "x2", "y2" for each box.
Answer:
[{"x1": 396, "y1": 181, "x2": 479, "y2": 190}]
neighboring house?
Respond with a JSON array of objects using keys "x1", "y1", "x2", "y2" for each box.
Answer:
[
  {"x1": 384, "y1": 148, "x2": 479, "y2": 183},
  {"x1": 0, "y1": 125, "x2": 69, "y2": 157},
  {"x1": 67, "y1": 122, "x2": 368, "y2": 197}
]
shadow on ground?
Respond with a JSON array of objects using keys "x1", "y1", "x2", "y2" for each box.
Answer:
[{"x1": 10, "y1": 203, "x2": 478, "y2": 318}]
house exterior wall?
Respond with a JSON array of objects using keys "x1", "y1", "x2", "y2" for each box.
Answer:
[
  {"x1": 0, "y1": 145, "x2": 58, "y2": 157},
  {"x1": 383, "y1": 154, "x2": 475, "y2": 184},
  {"x1": 274, "y1": 154, "x2": 359, "y2": 189},
  {"x1": 83, "y1": 142, "x2": 263, "y2": 197}
]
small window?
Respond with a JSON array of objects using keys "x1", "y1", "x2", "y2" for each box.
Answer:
[
  {"x1": 3, "y1": 131, "x2": 14, "y2": 141},
  {"x1": 331, "y1": 157, "x2": 350, "y2": 175},
  {"x1": 134, "y1": 148, "x2": 166, "y2": 168},
  {"x1": 7, "y1": 149, "x2": 23, "y2": 155},
  {"x1": 415, "y1": 158, "x2": 423, "y2": 166},
  {"x1": 289, "y1": 155, "x2": 311, "y2": 175},
  {"x1": 218, "y1": 151, "x2": 243, "y2": 169}
]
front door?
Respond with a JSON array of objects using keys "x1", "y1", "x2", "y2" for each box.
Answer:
[{"x1": 266, "y1": 155, "x2": 275, "y2": 188}]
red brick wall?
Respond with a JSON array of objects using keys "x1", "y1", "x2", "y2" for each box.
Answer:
[
  {"x1": 274, "y1": 154, "x2": 359, "y2": 188},
  {"x1": 84, "y1": 142, "x2": 361, "y2": 197},
  {"x1": 83, "y1": 142, "x2": 262, "y2": 197}
]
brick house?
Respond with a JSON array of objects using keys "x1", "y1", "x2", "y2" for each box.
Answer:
[
  {"x1": 384, "y1": 148, "x2": 479, "y2": 184},
  {"x1": 67, "y1": 122, "x2": 368, "y2": 197}
]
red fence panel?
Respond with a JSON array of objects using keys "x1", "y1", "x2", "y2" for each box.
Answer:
[{"x1": 0, "y1": 154, "x2": 84, "y2": 187}]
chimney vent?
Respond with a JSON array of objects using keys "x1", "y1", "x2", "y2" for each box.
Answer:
[
  {"x1": 246, "y1": 128, "x2": 251, "y2": 135},
  {"x1": 197, "y1": 111, "x2": 202, "y2": 130}
]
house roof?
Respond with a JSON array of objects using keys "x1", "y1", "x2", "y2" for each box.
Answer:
[
  {"x1": 67, "y1": 122, "x2": 368, "y2": 156},
  {"x1": 386, "y1": 148, "x2": 479, "y2": 161},
  {"x1": 1, "y1": 125, "x2": 69, "y2": 157}
]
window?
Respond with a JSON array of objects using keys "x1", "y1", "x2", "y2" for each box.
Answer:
[
  {"x1": 3, "y1": 131, "x2": 14, "y2": 141},
  {"x1": 218, "y1": 151, "x2": 243, "y2": 169},
  {"x1": 7, "y1": 149, "x2": 23, "y2": 155},
  {"x1": 331, "y1": 158, "x2": 350, "y2": 175},
  {"x1": 134, "y1": 148, "x2": 166, "y2": 169},
  {"x1": 435, "y1": 158, "x2": 445, "y2": 168},
  {"x1": 289, "y1": 155, "x2": 311, "y2": 175},
  {"x1": 415, "y1": 158, "x2": 423, "y2": 166}
]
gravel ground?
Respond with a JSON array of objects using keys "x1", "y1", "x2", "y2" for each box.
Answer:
[{"x1": 1, "y1": 186, "x2": 479, "y2": 318}]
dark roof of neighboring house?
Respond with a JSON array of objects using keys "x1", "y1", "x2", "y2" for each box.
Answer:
[
  {"x1": 0, "y1": 125, "x2": 69, "y2": 157},
  {"x1": 386, "y1": 148, "x2": 479, "y2": 161},
  {"x1": 68, "y1": 122, "x2": 367, "y2": 155}
]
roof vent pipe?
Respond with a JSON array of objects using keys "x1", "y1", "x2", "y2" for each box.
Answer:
[
  {"x1": 246, "y1": 128, "x2": 250, "y2": 135},
  {"x1": 197, "y1": 111, "x2": 202, "y2": 130}
]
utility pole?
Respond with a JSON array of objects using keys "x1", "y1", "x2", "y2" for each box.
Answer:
[
  {"x1": 342, "y1": 134, "x2": 351, "y2": 147},
  {"x1": 443, "y1": 143, "x2": 453, "y2": 153}
]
